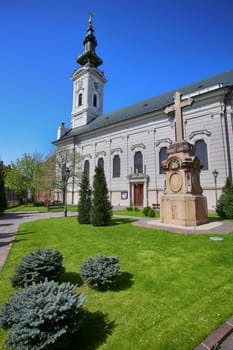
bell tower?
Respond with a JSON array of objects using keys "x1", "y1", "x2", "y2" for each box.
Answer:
[{"x1": 71, "y1": 13, "x2": 107, "y2": 129}]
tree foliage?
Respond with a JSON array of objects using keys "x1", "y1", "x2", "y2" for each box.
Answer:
[
  {"x1": 78, "y1": 172, "x2": 92, "y2": 224},
  {"x1": 0, "y1": 161, "x2": 7, "y2": 213},
  {"x1": 11, "y1": 248, "x2": 65, "y2": 288},
  {"x1": 1, "y1": 280, "x2": 86, "y2": 350},
  {"x1": 5, "y1": 152, "x2": 45, "y2": 203},
  {"x1": 216, "y1": 177, "x2": 233, "y2": 218},
  {"x1": 90, "y1": 166, "x2": 112, "y2": 226}
]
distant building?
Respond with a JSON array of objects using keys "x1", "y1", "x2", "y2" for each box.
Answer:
[{"x1": 54, "y1": 15, "x2": 233, "y2": 209}]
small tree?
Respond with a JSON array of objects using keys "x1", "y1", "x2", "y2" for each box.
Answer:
[
  {"x1": 5, "y1": 152, "x2": 45, "y2": 203},
  {"x1": 90, "y1": 166, "x2": 112, "y2": 226},
  {"x1": 0, "y1": 161, "x2": 7, "y2": 213},
  {"x1": 11, "y1": 248, "x2": 65, "y2": 288},
  {"x1": 52, "y1": 148, "x2": 83, "y2": 204},
  {"x1": 216, "y1": 177, "x2": 233, "y2": 218},
  {"x1": 1, "y1": 280, "x2": 86, "y2": 350},
  {"x1": 80, "y1": 254, "x2": 120, "y2": 290},
  {"x1": 78, "y1": 172, "x2": 92, "y2": 224}
]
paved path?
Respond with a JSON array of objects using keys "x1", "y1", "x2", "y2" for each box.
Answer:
[{"x1": 1, "y1": 211, "x2": 233, "y2": 349}]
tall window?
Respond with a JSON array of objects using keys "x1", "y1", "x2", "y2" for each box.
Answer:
[
  {"x1": 98, "y1": 157, "x2": 104, "y2": 169},
  {"x1": 194, "y1": 140, "x2": 208, "y2": 170},
  {"x1": 134, "y1": 151, "x2": 143, "y2": 174},
  {"x1": 113, "y1": 155, "x2": 120, "y2": 178},
  {"x1": 159, "y1": 147, "x2": 168, "y2": 174},
  {"x1": 78, "y1": 93, "x2": 83, "y2": 106},
  {"x1": 84, "y1": 160, "x2": 90, "y2": 176},
  {"x1": 93, "y1": 94, "x2": 97, "y2": 107}
]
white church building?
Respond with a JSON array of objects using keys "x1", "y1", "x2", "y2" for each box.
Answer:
[{"x1": 54, "y1": 15, "x2": 233, "y2": 210}]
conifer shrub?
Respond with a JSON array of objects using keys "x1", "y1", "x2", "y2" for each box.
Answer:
[
  {"x1": 216, "y1": 178, "x2": 233, "y2": 218},
  {"x1": 90, "y1": 166, "x2": 112, "y2": 226},
  {"x1": 11, "y1": 248, "x2": 65, "y2": 288},
  {"x1": 80, "y1": 254, "x2": 120, "y2": 290},
  {"x1": 143, "y1": 206, "x2": 151, "y2": 216},
  {"x1": 77, "y1": 171, "x2": 92, "y2": 224},
  {"x1": 0, "y1": 279, "x2": 86, "y2": 350},
  {"x1": 148, "y1": 208, "x2": 156, "y2": 217}
]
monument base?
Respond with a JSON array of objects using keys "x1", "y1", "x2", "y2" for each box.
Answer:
[{"x1": 160, "y1": 194, "x2": 208, "y2": 226}]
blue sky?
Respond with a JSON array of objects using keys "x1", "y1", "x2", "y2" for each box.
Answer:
[{"x1": 1, "y1": 0, "x2": 233, "y2": 165}]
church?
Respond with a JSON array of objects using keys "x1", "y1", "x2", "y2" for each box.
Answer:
[{"x1": 54, "y1": 14, "x2": 233, "y2": 210}]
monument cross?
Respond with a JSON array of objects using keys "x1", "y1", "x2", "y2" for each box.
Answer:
[{"x1": 164, "y1": 92, "x2": 193, "y2": 143}]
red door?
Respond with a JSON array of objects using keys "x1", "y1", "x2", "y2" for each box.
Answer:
[{"x1": 134, "y1": 184, "x2": 143, "y2": 206}]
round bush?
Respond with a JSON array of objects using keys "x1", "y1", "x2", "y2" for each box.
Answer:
[
  {"x1": 11, "y1": 248, "x2": 65, "y2": 288},
  {"x1": 148, "y1": 208, "x2": 156, "y2": 217},
  {"x1": 143, "y1": 206, "x2": 151, "y2": 216},
  {"x1": 216, "y1": 179, "x2": 233, "y2": 219},
  {"x1": 80, "y1": 254, "x2": 120, "y2": 290},
  {"x1": 0, "y1": 279, "x2": 86, "y2": 350}
]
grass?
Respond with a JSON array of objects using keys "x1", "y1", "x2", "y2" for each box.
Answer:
[
  {"x1": 5, "y1": 204, "x2": 77, "y2": 213},
  {"x1": 1, "y1": 215, "x2": 233, "y2": 349}
]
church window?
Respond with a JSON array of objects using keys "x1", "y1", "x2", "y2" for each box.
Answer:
[
  {"x1": 78, "y1": 93, "x2": 83, "y2": 106},
  {"x1": 93, "y1": 94, "x2": 97, "y2": 107},
  {"x1": 194, "y1": 140, "x2": 208, "y2": 170},
  {"x1": 98, "y1": 157, "x2": 104, "y2": 169},
  {"x1": 113, "y1": 155, "x2": 120, "y2": 178},
  {"x1": 159, "y1": 147, "x2": 168, "y2": 174},
  {"x1": 84, "y1": 160, "x2": 90, "y2": 176},
  {"x1": 134, "y1": 151, "x2": 143, "y2": 174}
]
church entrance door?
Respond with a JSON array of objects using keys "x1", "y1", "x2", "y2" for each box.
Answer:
[{"x1": 134, "y1": 184, "x2": 143, "y2": 206}]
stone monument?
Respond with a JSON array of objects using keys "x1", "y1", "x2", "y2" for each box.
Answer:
[{"x1": 160, "y1": 92, "x2": 208, "y2": 226}]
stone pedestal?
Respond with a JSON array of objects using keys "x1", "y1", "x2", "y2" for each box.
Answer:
[
  {"x1": 160, "y1": 194, "x2": 208, "y2": 226},
  {"x1": 160, "y1": 141, "x2": 208, "y2": 227}
]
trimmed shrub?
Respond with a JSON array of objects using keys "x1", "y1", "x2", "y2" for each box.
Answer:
[
  {"x1": 90, "y1": 166, "x2": 112, "y2": 226},
  {"x1": 11, "y1": 248, "x2": 65, "y2": 288},
  {"x1": 1, "y1": 279, "x2": 86, "y2": 350},
  {"x1": 78, "y1": 171, "x2": 92, "y2": 224},
  {"x1": 216, "y1": 178, "x2": 233, "y2": 219},
  {"x1": 80, "y1": 254, "x2": 120, "y2": 290},
  {"x1": 134, "y1": 207, "x2": 140, "y2": 211},
  {"x1": 143, "y1": 206, "x2": 151, "y2": 216},
  {"x1": 148, "y1": 208, "x2": 156, "y2": 217},
  {"x1": 126, "y1": 207, "x2": 133, "y2": 211},
  {"x1": 33, "y1": 201, "x2": 44, "y2": 207}
]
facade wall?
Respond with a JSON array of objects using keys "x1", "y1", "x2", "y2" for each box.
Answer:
[{"x1": 59, "y1": 86, "x2": 233, "y2": 210}]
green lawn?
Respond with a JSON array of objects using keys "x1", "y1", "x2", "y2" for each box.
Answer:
[
  {"x1": 1, "y1": 216, "x2": 233, "y2": 349},
  {"x1": 5, "y1": 204, "x2": 77, "y2": 213}
]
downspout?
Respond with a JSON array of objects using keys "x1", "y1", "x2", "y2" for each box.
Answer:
[
  {"x1": 72, "y1": 137, "x2": 75, "y2": 204},
  {"x1": 223, "y1": 89, "x2": 232, "y2": 180}
]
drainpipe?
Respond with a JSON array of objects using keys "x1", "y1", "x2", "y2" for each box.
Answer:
[{"x1": 223, "y1": 90, "x2": 233, "y2": 180}]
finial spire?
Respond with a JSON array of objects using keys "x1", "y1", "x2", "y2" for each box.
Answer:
[
  {"x1": 76, "y1": 13, "x2": 103, "y2": 68},
  {"x1": 89, "y1": 12, "x2": 93, "y2": 26}
]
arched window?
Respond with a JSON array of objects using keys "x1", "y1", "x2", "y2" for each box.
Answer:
[
  {"x1": 194, "y1": 140, "x2": 208, "y2": 170},
  {"x1": 78, "y1": 93, "x2": 83, "y2": 106},
  {"x1": 134, "y1": 151, "x2": 143, "y2": 174},
  {"x1": 98, "y1": 157, "x2": 104, "y2": 169},
  {"x1": 159, "y1": 147, "x2": 168, "y2": 174},
  {"x1": 93, "y1": 94, "x2": 97, "y2": 107},
  {"x1": 84, "y1": 160, "x2": 90, "y2": 176},
  {"x1": 113, "y1": 155, "x2": 120, "y2": 178}
]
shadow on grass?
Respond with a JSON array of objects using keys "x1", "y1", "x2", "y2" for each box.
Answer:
[
  {"x1": 16, "y1": 230, "x2": 34, "y2": 236},
  {"x1": 109, "y1": 218, "x2": 136, "y2": 226},
  {"x1": 59, "y1": 271, "x2": 83, "y2": 286},
  {"x1": 94, "y1": 272, "x2": 134, "y2": 292},
  {"x1": 112, "y1": 272, "x2": 134, "y2": 291},
  {"x1": 69, "y1": 310, "x2": 115, "y2": 350}
]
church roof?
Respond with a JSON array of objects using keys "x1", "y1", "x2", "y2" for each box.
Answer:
[{"x1": 57, "y1": 68, "x2": 233, "y2": 142}]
